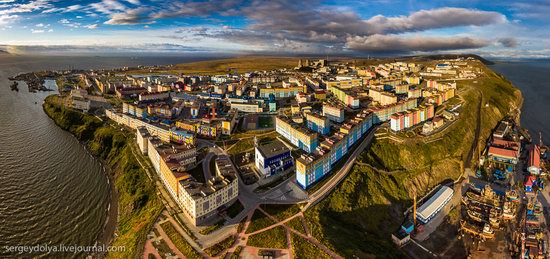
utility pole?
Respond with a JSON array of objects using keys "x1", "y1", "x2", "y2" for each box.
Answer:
[{"x1": 413, "y1": 190, "x2": 417, "y2": 227}]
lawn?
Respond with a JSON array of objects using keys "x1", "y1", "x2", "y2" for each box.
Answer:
[
  {"x1": 247, "y1": 225, "x2": 288, "y2": 249},
  {"x1": 204, "y1": 235, "x2": 235, "y2": 257},
  {"x1": 291, "y1": 234, "x2": 332, "y2": 259},
  {"x1": 160, "y1": 222, "x2": 201, "y2": 259},
  {"x1": 230, "y1": 246, "x2": 244, "y2": 259},
  {"x1": 152, "y1": 238, "x2": 174, "y2": 258},
  {"x1": 260, "y1": 204, "x2": 300, "y2": 221},
  {"x1": 199, "y1": 219, "x2": 224, "y2": 235},
  {"x1": 245, "y1": 209, "x2": 277, "y2": 234},
  {"x1": 286, "y1": 217, "x2": 306, "y2": 235}
]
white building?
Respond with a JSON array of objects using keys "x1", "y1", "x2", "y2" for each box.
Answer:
[
  {"x1": 322, "y1": 103, "x2": 345, "y2": 123},
  {"x1": 416, "y1": 186, "x2": 454, "y2": 224}
]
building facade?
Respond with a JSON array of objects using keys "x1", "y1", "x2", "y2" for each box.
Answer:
[{"x1": 255, "y1": 140, "x2": 294, "y2": 177}]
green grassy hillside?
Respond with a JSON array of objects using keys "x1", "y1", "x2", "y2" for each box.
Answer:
[
  {"x1": 127, "y1": 56, "x2": 298, "y2": 75},
  {"x1": 43, "y1": 95, "x2": 163, "y2": 258},
  {"x1": 303, "y1": 61, "x2": 522, "y2": 258}
]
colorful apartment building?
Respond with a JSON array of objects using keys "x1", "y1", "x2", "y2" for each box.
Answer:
[
  {"x1": 177, "y1": 155, "x2": 238, "y2": 225},
  {"x1": 146, "y1": 135, "x2": 238, "y2": 226},
  {"x1": 328, "y1": 85, "x2": 360, "y2": 108},
  {"x1": 305, "y1": 112, "x2": 331, "y2": 135},
  {"x1": 322, "y1": 103, "x2": 345, "y2": 123},
  {"x1": 259, "y1": 85, "x2": 306, "y2": 98},
  {"x1": 369, "y1": 88, "x2": 397, "y2": 106},
  {"x1": 296, "y1": 109, "x2": 374, "y2": 189},
  {"x1": 325, "y1": 78, "x2": 363, "y2": 90},
  {"x1": 369, "y1": 98, "x2": 418, "y2": 123},
  {"x1": 390, "y1": 104, "x2": 435, "y2": 131},
  {"x1": 275, "y1": 116, "x2": 319, "y2": 153}
]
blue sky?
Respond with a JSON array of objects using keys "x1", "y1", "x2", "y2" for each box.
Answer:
[{"x1": 0, "y1": 0, "x2": 549, "y2": 57}]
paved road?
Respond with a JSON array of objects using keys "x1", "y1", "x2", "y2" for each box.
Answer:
[
  {"x1": 202, "y1": 151, "x2": 215, "y2": 180},
  {"x1": 304, "y1": 125, "x2": 378, "y2": 210},
  {"x1": 465, "y1": 89, "x2": 483, "y2": 170}
]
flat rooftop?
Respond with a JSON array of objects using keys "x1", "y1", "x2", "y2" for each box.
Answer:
[
  {"x1": 417, "y1": 186, "x2": 454, "y2": 222},
  {"x1": 257, "y1": 140, "x2": 290, "y2": 159}
]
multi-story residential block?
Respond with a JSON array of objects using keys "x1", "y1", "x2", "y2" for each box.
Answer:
[
  {"x1": 106, "y1": 109, "x2": 194, "y2": 143},
  {"x1": 394, "y1": 84, "x2": 410, "y2": 94},
  {"x1": 328, "y1": 85, "x2": 360, "y2": 108},
  {"x1": 407, "y1": 87, "x2": 422, "y2": 99},
  {"x1": 368, "y1": 88, "x2": 397, "y2": 106},
  {"x1": 296, "y1": 109, "x2": 374, "y2": 189},
  {"x1": 322, "y1": 103, "x2": 345, "y2": 123},
  {"x1": 324, "y1": 78, "x2": 363, "y2": 90},
  {"x1": 275, "y1": 116, "x2": 319, "y2": 153},
  {"x1": 144, "y1": 136, "x2": 237, "y2": 225},
  {"x1": 137, "y1": 127, "x2": 150, "y2": 154},
  {"x1": 147, "y1": 136, "x2": 197, "y2": 210},
  {"x1": 305, "y1": 112, "x2": 331, "y2": 135},
  {"x1": 139, "y1": 91, "x2": 171, "y2": 102},
  {"x1": 230, "y1": 102, "x2": 263, "y2": 113},
  {"x1": 177, "y1": 155, "x2": 238, "y2": 225},
  {"x1": 390, "y1": 104, "x2": 434, "y2": 132},
  {"x1": 116, "y1": 86, "x2": 147, "y2": 99},
  {"x1": 259, "y1": 85, "x2": 306, "y2": 98}
]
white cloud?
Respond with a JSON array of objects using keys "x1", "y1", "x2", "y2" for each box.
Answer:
[
  {"x1": 104, "y1": 7, "x2": 152, "y2": 25},
  {"x1": 0, "y1": 14, "x2": 18, "y2": 27},
  {"x1": 84, "y1": 24, "x2": 98, "y2": 29},
  {"x1": 0, "y1": 0, "x2": 53, "y2": 15},
  {"x1": 90, "y1": 0, "x2": 127, "y2": 14}
]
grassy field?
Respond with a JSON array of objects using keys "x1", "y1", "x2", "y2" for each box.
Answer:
[
  {"x1": 204, "y1": 235, "x2": 235, "y2": 257},
  {"x1": 43, "y1": 95, "x2": 164, "y2": 258},
  {"x1": 160, "y1": 222, "x2": 201, "y2": 259},
  {"x1": 291, "y1": 234, "x2": 332, "y2": 259},
  {"x1": 199, "y1": 219, "x2": 224, "y2": 235},
  {"x1": 286, "y1": 217, "x2": 306, "y2": 235},
  {"x1": 247, "y1": 225, "x2": 287, "y2": 249},
  {"x1": 230, "y1": 246, "x2": 244, "y2": 259},
  {"x1": 260, "y1": 204, "x2": 300, "y2": 221},
  {"x1": 302, "y1": 61, "x2": 522, "y2": 258},
  {"x1": 127, "y1": 56, "x2": 298, "y2": 75},
  {"x1": 245, "y1": 209, "x2": 277, "y2": 234}
]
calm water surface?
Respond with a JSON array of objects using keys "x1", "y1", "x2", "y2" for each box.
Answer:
[
  {"x1": 491, "y1": 60, "x2": 550, "y2": 142},
  {"x1": 0, "y1": 55, "x2": 214, "y2": 257}
]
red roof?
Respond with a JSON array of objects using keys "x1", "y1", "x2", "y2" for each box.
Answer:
[
  {"x1": 492, "y1": 138, "x2": 519, "y2": 151},
  {"x1": 488, "y1": 146, "x2": 518, "y2": 159},
  {"x1": 525, "y1": 175, "x2": 536, "y2": 187},
  {"x1": 529, "y1": 145, "x2": 541, "y2": 168}
]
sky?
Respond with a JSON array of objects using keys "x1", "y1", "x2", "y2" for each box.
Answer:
[{"x1": 0, "y1": 0, "x2": 549, "y2": 58}]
